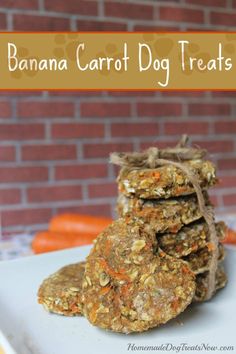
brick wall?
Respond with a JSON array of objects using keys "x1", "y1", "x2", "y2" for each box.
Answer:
[{"x1": 0, "y1": 0, "x2": 236, "y2": 235}]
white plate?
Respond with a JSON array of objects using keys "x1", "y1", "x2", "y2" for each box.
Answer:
[{"x1": 0, "y1": 246, "x2": 235, "y2": 354}]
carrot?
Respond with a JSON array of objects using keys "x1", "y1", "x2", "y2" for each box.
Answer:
[
  {"x1": 49, "y1": 213, "x2": 112, "y2": 236},
  {"x1": 99, "y1": 259, "x2": 130, "y2": 282},
  {"x1": 99, "y1": 286, "x2": 111, "y2": 296},
  {"x1": 222, "y1": 228, "x2": 236, "y2": 245},
  {"x1": 152, "y1": 171, "x2": 161, "y2": 180},
  {"x1": 32, "y1": 230, "x2": 97, "y2": 254},
  {"x1": 171, "y1": 298, "x2": 179, "y2": 311}
]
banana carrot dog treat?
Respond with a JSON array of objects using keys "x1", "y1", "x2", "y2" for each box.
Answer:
[
  {"x1": 194, "y1": 266, "x2": 227, "y2": 302},
  {"x1": 38, "y1": 262, "x2": 85, "y2": 316},
  {"x1": 158, "y1": 221, "x2": 226, "y2": 258},
  {"x1": 117, "y1": 160, "x2": 216, "y2": 200},
  {"x1": 82, "y1": 218, "x2": 196, "y2": 333},
  {"x1": 184, "y1": 243, "x2": 225, "y2": 275},
  {"x1": 117, "y1": 193, "x2": 208, "y2": 233}
]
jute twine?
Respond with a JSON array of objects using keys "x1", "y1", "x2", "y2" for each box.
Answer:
[{"x1": 110, "y1": 135, "x2": 218, "y2": 300}]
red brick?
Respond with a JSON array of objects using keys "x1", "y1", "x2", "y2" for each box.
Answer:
[
  {"x1": 165, "y1": 122, "x2": 209, "y2": 135},
  {"x1": 52, "y1": 123, "x2": 104, "y2": 139},
  {"x1": 162, "y1": 91, "x2": 205, "y2": 97},
  {"x1": 57, "y1": 204, "x2": 112, "y2": 218},
  {"x1": 0, "y1": 146, "x2": 15, "y2": 162},
  {"x1": 0, "y1": 123, "x2": 44, "y2": 140},
  {"x1": 109, "y1": 91, "x2": 155, "y2": 97},
  {"x1": 21, "y1": 144, "x2": 77, "y2": 161},
  {"x1": 80, "y1": 102, "x2": 131, "y2": 118},
  {"x1": 137, "y1": 103, "x2": 182, "y2": 117},
  {"x1": 55, "y1": 163, "x2": 108, "y2": 180},
  {"x1": 193, "y1": 140, "x2": 234, "y2": 153},
  {"x1": 212, "y1": 91, "x2": 236, "y2": 97},
  {"x1": 186, "y1": 0, "x2": 226, "y2": 6},
  {"x1": 0, "y1": 189, "x2": 21, "y2": 205},
  {"x1": 208, "y1": 193, "x2": 219, "y2": 208},
  {"x1": 13, "y1": 14, "x2": 70, "y2": 31},
  {"x1": 77, "y1": 20, "x2": 127, "y2": 31},
  {"x1": 105, "y1": 2, "x2": 153, "y2": 20},
  {"x1": 223, "y1": 194, "x2": 236, "y2": 206},
  {"x1": 187, "y1": 27, "x2": 215, "y2": 32},
  {"x1": 160, "y1": 6, "x2": 204, "y2": 23},
  {"x1": 215, "y1": 121, "x2": 236, "y2": 134},
  {"x1": 0, "y1": 166, "x2": 48, "y2": 183},
  {"x1": 88, "y1": 182, "x2": 117, "y2": 198},
  {"x1": 218, "y1": 175, "x2": 236, "y2": 188},
  {"x1": 111, "y1": 123, "x2": 159, "y2": 137},
  {"x1": 0, "y1": 91, "x2": 42, "y2": 97},
  {"x1": 210, "y1": 12, "x2": 236, "y2": 26},
  {"x1": 189, "y1": 103, "x2": 230, "y2": 116},
  {"x1": 1, "y1": 0, "x2": 38, "y2": 9},
  {"x1": 134, "y1": 25, "x2": 179, "y2": 31},
  {"x1": 27, "y1": 185, "x2": 82, "y2": 203},
  {"x1": 83, "y1": 142, "x2": 133, "y2": 159},
  {"x1": 218, "y1": 158, "x2": 236, "y2": 170},
  {"x1": 2, "y1": 208, "x2": 52, "y2": 227},
  {"x1": 49, "y1": 91, "x2": 104, "y2": 97},
  {"x1": 18, "y1": 101, "x2": 74, "y2": 118},
  {"x1": 45, "y1": 0, "x2": 97, "y2": 15},
  {"x1": 0, "y1": 13, "x2": 6, "y2": 30},
  {"x1": 0, "y1": 102, "x2": 11, "y2": 118},
  {"x1": 140, "y1": 140, "x2": 179, "y2": 151}
]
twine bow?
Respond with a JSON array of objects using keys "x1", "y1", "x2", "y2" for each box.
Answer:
[{"x1": 110, "y1": 135, "x2": 218, "y2": 300}]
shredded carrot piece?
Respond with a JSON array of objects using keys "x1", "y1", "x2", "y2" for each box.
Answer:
[
  {"x1": 99, "y1": 286, "x2": 111, "y2": 296},
  {"x1": 152, "y1": 171, "x2": 161, "y2": 180},
  {"x1": 120, "y1": 283, "x2": 132, "y2": 297},
  {"x1": 99, "y1": 259, "x2": 130, "y2": 281},
  {"x1": 171, "y1": 298, "x2": 179, "y2": 311},
  {"x1": 182, "y1": 265, "x2": 193, "y2": 275},
  {"x1": 175, "y1": 186, "x2": 188, "y2": 194},
  {"x1": 159, "y1": 251, "x2": 165, "y2": 257},
  {"x1": 170, "y1": 225, "x2": 179, "y2": 233}
]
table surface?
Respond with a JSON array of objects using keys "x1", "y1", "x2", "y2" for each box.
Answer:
[{"x1": 0, "y1": 213, "x2": 236, "y2": 261}]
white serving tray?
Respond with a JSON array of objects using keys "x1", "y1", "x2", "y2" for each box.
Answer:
[{"x1": 0, "y1": 246, "x2": 235, "y2": 354}]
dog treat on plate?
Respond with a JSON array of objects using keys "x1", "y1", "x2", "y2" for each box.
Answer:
[
  {"x1": 194, "y1": 266, "x2": 227, "y2": 302},
  {"x1": 158, "y1": 221, "x2": 226, "y2": 258},
  {"x1": 82, "y1": 218, "x2": 195, "y2": 333},
  {"x1": 38, "y1": 262, "x2": 85, "y2": 316},
  {"x1": 184, "y1": 243, "x2": 225, "y2": 275},
  {"x1": 117, "y1": 160, "x2": 216, "y2": 199},
  {"x1": 117, "y1": 193, "x2": 208, "y2": 234}
]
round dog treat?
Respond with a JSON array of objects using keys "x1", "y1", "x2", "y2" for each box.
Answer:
[
  {"x1": 82, "y1": 218, "x2": 196, "y2": 333},
  {"x1": 159, "y1": 221, "x2": 226, "y2": 258},
  {"x1": 184, "y1": 243, "x2": 225, "y2": 275},
  {"x1": 38, "y1": 262, "x2": 85, "y2": 316},
  {"x1": 117, "y1": 160, "x2": 216, "y2": 199},
  {"x1": 117, "y1": 193, "x2": 207, "y2": 234},
  {"x1": 194, "y1": 266, "x2": 227, "y2": 302}
]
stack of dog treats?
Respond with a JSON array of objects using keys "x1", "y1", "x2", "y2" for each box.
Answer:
[
  {"x1": 38, "y1": 136, "x2": 227, "y2": 333},
  {"x1": 115, "y1": 136, "x2": 227, "y2": 303}
]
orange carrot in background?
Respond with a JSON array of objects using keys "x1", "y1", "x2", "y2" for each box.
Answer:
[
  {"x1": 222, "y1": 228, "x2": 236, "y2": 245},
  {"x1": 49, "y1": 214, "x2": 112, "y2": 236},
  {"x1": 32, "y1": 231, "x2": 97, "y2": 254}
]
